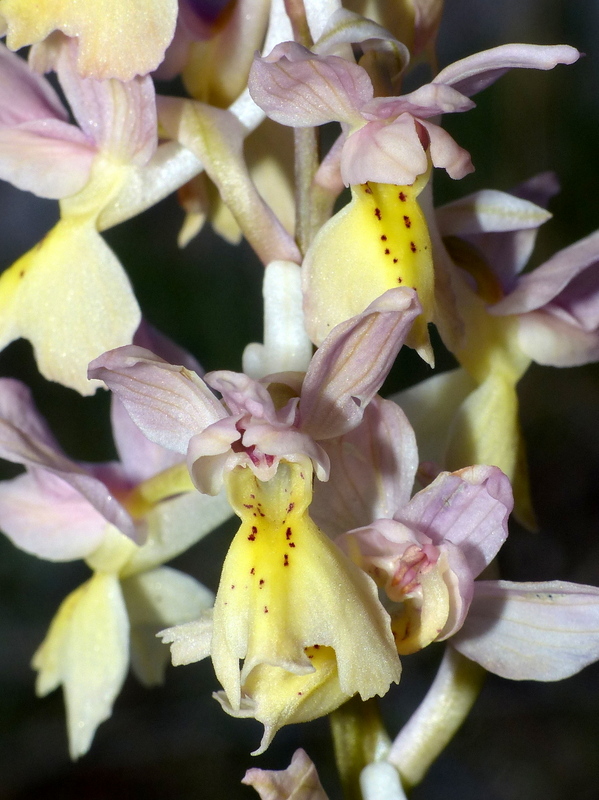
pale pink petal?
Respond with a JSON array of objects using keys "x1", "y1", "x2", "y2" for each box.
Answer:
[
  {"x1": 300, "y1": 288, "x2": 421, "y2": 440},
  {"x1": 311, "y1": 397, "x2": 418, "y2": 537},
  {"x1": 491, "y1": 230, "x2": 599, "y2": 316},
  {"x1": 186, "y1": 416, "x2": 244, "y2": 494},
  {"x1": 453, "y1": 580, "x2": 599, "y2": 680},
  {"x1": 248, "y1": 42, "x2": 372, "y2": 127},
  {"x1": 0, "y1": 42, "x2": 67, "y2": 124},
  {"x1": 363, "y1": 83, "x2": 474, "y2": 120},
  {"x1": 55, "y1": 41, "x2": 157, "y2": 163},
  {"x1": 0, "y1": 380, "x2": 137, "y2": 542},
  {"x1": 243, "y1": 748, "x2": 329, "y2": 800},
  {"x1": 433, "y1": 43, "x2": 580, "y2": 97},
  {"x1": 397, "y1": 466, "x2": 513, "y2": 578},
  {"x1": 340, "y1": 115, "x2": 428, "y2": 186},
  {"x1": 88, "y1": 346, "x2": 225, "y2": 454},
  {"x1": 419, "y1": 119, "x2": 474, "y2": 179},
  {"x1": 0, "y1": 469, "x2": 108, "y2": 560},
  {"x1": 205, "y1": 370, "x2": 277, "y2": 419},
  {"x1": 0, "y1": 120, "x2": 94, "y2": 198},
  {"x1": 514, "y1": 309, "x2": 599, "y2": 367}
]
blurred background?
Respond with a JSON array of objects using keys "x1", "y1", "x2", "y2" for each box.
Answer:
[{"x1": 0, "y1": 0, "x2": 598, "y2": 797}]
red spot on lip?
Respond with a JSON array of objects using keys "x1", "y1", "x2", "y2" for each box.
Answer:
[
  {"x1": 381, "y1": 235, "x2": 387, "y2": 241},
  {"x1": 259, "y1": 579, "x2": 265, "y2": 587},
  {"x1": 397, "y1": 276, "x2": 403, "y2": 283},
  {"x1": 248, "y1": 525, "x2": 258, "y2": 541},
  {"x1": 264, "y1": 606, "x2": 269, "y2": 613},
  {"x1": 287, "y1": 502, "x2": 295, "y2": 513},
  {"x1": 286, "y1": 527, "x2": 292, "y2": 540},
  {"x1": 398, "y1": 191, "x2": 407, "y2": 201},
  {"x1": 250, "y1": 567, "x2": 255, "y2": 575},
  {"x1": 374, "y1": 208, "x2": 382, "y2": 220},
  {"x1": 410, "y1": 241, "x2": 417, "y2": 252},
  {"x1": 289, "y1": 542, "x2": 296, "y2": 548},
  {"x1": 243, "y1": 504, "x2": 253, "y2": 508},
  {"x1": 393, "y1": 258, "x2": 398, "y2": 264},
  {"x1": 284, "y1": 554, "x2": 289, "y2": 566},
  {"x1": 384, "y1": 248, "x2": 390, "y2": 255}
]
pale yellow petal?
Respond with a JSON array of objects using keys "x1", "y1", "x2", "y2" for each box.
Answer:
[
  {"x1": 212, "y1": 462, "x2": 401, "y2": 711},
  {"x1": 0, "y1": 0, "x2": 177, "y2": 79},
  {"x1": 32, "y1": 572, "x2": 129, "y2": 759},
  {"x1": 303, "y1": 181, "x2": 434, "y2": 360},
  {"x1": 0, "y1": 219, "x2": 140, "y2": 395}
]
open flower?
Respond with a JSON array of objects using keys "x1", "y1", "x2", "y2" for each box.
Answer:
[
  {"x1": 93, "y1": 289, "x2": 421, "y2": 751},
  {"x1": 0, "y1": 374, "x2": 231, "y2": 758}
]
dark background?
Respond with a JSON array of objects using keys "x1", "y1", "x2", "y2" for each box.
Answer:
[{"x1": 1, "y1": 1, "x2": 598, "y2": 797}]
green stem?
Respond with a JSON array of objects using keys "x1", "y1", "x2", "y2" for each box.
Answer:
[
  {"x1": 387, "y1": 647, "x2": 485, "y2": 790},
  {"x1": 330, "y1": 696, "x2": 392, "y2": 800}
]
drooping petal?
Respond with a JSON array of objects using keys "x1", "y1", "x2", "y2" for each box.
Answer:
[
  {"x1": 248, "y1": 42, "x2": 372, "y2": 127},
  {"x1": 122, "y1": 565, "x2": 214, "y2": 686},
  {"x1": 0, "y1": 0, "x2": 179, "y2": 80},
  {"x1": 212, "y1": 462, "x2": 400, "y2": 711},
  {"x1": 491, "y1": 230, "x2": 599, "y2": 316},
  {"x1": 310, "y1": 397, "x2": 418, "y2": 537},
  {"x1": 418, "y1": 119, "x2": 474, "y2": 179},
  {"x1": 0, "y1": 42, "x2": 67, "y2": 124},
  {"x1": 0, "y1": 380, "x2": 138, "y2": 541},
  {"x1": 53, "y1": 39, "x2": 158, "y2": 163},
  {"x1": 0, "y1": 219, "x2": 140, "y2": 395},
  {"x1": 433, "y1": 43, "x2": 580, "y2": 97},
  {"x1": 397, "y1": 466, "x2": 513, "y2": 578},
  {"x1": 363, "y1": 84, "x2": 474, "y2": 121},
  {"x1": 243, "y1": 748, "x2": 329, "y2": 800},
  {"x1": 452, "y1": 580, "x2": 599, "y2": 681},
  {"x1": 88, "y1": 345, "x2": 225, "y2": 453},
  {"x1": 514, "y1": 308, "x2": 599, "y2": 367},
  {"x1": 32, "y1": 572, "x2": 129, "y2": 758},
  {"x1": 0, "y1": 121, "x2": 95, "y2": 198},
  {"x1": 303, "y1": 180, "x2": 433, "y2": 357},
  {"x1": 340, "y1": 116, "x2": 429, "y2": 187},
  {"x1": 300, "y1": 288, "x2": 422, "y2": 439},
  {"x1": 0, "y1": 470, "x2": 109, "y2": 560}
]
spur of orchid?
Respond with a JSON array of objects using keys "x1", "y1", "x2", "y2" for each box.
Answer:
[{"x1": 0, "y1": 1, "x2": 598, "y2": 798}]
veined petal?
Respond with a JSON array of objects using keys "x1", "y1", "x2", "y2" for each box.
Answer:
[
  {"x1": 436, "y1": 189, "x2": 552, "y2": 237},
  {"x1": 122, "y1": 565, "x2": 214, "y2": 686},
  {"x1": 0, "y1": 219, "x2": 140, "y2": 395},
  {"x1": 453, "y1": 580, "x2": 599, "y2": 680},
  {"x1": 300, "y1": 289, "x2": 422, "y2": 439},
  {"x1": 0, "y1": 470, "x2": 109, "y2": 560},
  {"x1": 54, "y1": 40, "x2": 157, "y2": 163},
  {"x1": 0, "y1": 0, "x2": 178, "y2": 79},
  {"x1": 248, "y1": 42, "x2": 371, "y2": 127},
  {"x1": 243, "y1": 748, "x2": 329, "y2": 800},
  {"x1": 397, "y1": 466, "x2": 513, "y2": 578},
  {"x1": 89, "y1": 345, "x2": 225, "y2": 453},
  {"x1": 32, "y1": 572, "x2": 129, "y2": 758},
  {"x1": 310, "y1": 397, "x2": 418, "y2": 536},
  {"x1": 491, "y1": 230, "x2": 599, "y2": 315},
  {"x1": 340, "y1": 116, "x2": 429, "y2": 187},
  {"x1": 433, "y1": 43, "x2": 580, "y2": 97},
  {"x1": 303, "y1": 181, "x2": 433, "y2": 360},
  {"x1": 363, "y1": 84, "x2": 474, "y2": 120},
  {"x1": 0, "y1": 41, "x2": 68, "y2": 124},
  {"x1": 212, "y1": 462, "x2": 400, "y2": 710},
  {"x1": 0, "y1": 121, "x2": 95, "y2": 198}
]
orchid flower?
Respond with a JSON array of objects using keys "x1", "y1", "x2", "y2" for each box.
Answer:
[
  {"x1": 249, "y1": 36, "x2": 579, "y2": 363},
  {"x1": 0, "y1": 374, "x2": 232, "y2": 758},
  {"x1": 0, "y1": 40, "x2": 157, "y2": 393},
  {"x1": 317, "y1": 398, "x2": 599, "y2": 680},
  {"x1": 91, "y1": 287, "x2": 422, "y2": 752},
  {"x1": 396, "y1": 174, "x2": 599, "y2": 522}
]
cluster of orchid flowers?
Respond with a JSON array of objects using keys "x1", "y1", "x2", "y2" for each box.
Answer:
[{"x1": 1, "y1": 0, "x2": 598, "y2": 797}]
